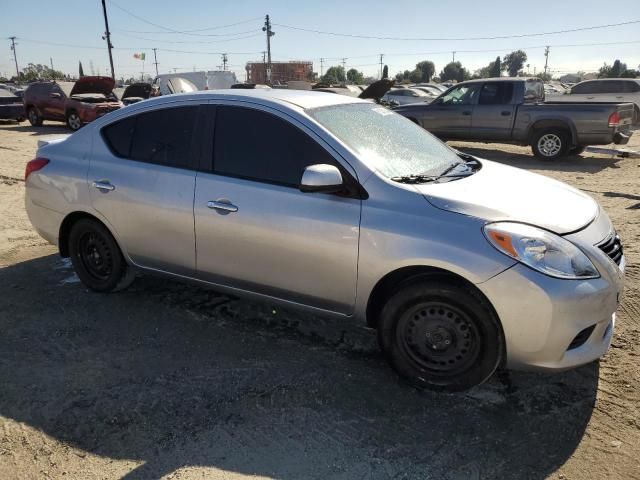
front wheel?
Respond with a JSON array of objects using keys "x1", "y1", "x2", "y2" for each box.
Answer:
[
  {"x1": 68, "y1": 218, "x2": 135, "y2": 292},
  {"x1": 27, "y1": 107, "x2": 42, "y2": 126},
  {"x1": 66, "y1": 111, "x2": 82, "y2": 131},
  {"x1": 378, "y1": 279, "x2": 503, "y2": 391},
  {"x1": 531, "y1": 129, "x2": 570, "y2": 160}
]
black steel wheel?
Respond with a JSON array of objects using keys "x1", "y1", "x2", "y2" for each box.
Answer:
[
  {"x1": 68, "y1": 218, "x2": 134, "y2": 292},
  {"x1": 378, "y1": 278, "x2": 503, "y2": 391},
  {"x1": 27, "y1": 107, "x2": 42, "y2": 126}
]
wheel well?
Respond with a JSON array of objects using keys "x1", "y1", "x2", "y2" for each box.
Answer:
[
  {"x1": 58, "y1": 212, "x2": 105, "y2": 257},
  {"x1": 365, "y1": 266, "x2": 491, "y2": 328},
  {"x1": 528, "y1": 120, "x2": 574, "y2": 144}
]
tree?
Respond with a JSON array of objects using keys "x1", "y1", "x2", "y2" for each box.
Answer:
[
  {"x1": 346, "y1": 68, "x2": 364, "y2": 84},
  {"x1": 322, "y1": 65, "x2": 345, "y2": 84},
  {"x1": 503, "y1": 50, "x2": 527, "y2": 77},
  {"x1": 382, "y1": 65, "x2": 389, "y2": 79},
  {"x1": 598, "y1": 60, "x2": 638, "y2": 78},
  {"x1": 395, "y1": 72, "x2": 404, "y2": 82},
  {"x1": 611, "y1": 59, "x2": 626, "y2": 78},
  {"x1": 403, "y1": 70, "x2": 411, "y2": 80},
  {"x1": 15, "y1": 63, "x2": 65, "y2": 82},
  {"x1": 489, "y1": 56, "x2": 502, "y2": 77},
  {"x1": 409, "y1": 68, "x2": 423, "y2": 83},
  {"x1": 439, "y1": 62, "x2": 469, "y2": 82},
  {"x1": 415, "y1": 60, "x2": 436, "y2": 82}
]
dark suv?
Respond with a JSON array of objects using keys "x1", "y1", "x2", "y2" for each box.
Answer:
[{"x1": 24, "y1": 77, "x2": 122, "y2": 130}]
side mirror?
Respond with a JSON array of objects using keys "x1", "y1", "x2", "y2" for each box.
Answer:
[
  {"x1": 50, "y1": 92, "x2": 61, "y2": 99},
  {"x1": 299, "y1": 164, "x2": 344, "y2": 194}
]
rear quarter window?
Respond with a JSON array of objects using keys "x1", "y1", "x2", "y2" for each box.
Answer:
[{"x1": 102, "y1": 116, "x2": 136, "y2": 157}]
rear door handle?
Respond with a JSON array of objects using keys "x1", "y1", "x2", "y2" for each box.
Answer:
[
  {"x1": 92, "y1": 180, "x2": 115, "y2": 192},
  {"x1": 501, "y1": 111, "x2": 512, "y2": 116},
  {"x1": 462, "y1": 111, "x2": 472, "y2": 116},
  {"x1": 207, "y1": 200, "x2": 238, "y2": 213}
]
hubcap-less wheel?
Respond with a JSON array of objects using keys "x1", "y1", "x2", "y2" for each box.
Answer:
[
  {"x1": 28, "y1": 109, "x2": 39, "y2": 125},
  {"x1": 78, "y1": 232, "x2": 113, "y2": 281},
  {"x1": 68, "y1": 113, "x2": 82, "y2": 130},
  {"x1": 397, "y1": 302, "x2": 480, "y2": 376},
  {"x1": 537, "y1": 133, "x2": 562, "y2": 157}
]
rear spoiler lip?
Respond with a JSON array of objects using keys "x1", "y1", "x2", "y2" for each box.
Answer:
[{"x1": 37, "y1": 135, "x2": 70, "y2": 149}]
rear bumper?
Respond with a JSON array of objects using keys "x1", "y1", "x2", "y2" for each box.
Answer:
[
  {"x1": 25, "y1": 193, "x2": 64, "y2": 247},
  {"x1": 614, "y1": 130, "x2": 631, "y2": 145}
]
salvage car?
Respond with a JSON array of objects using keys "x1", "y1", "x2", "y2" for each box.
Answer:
[
  {"x1": 119, "y1": 82, "x2": 152, "y2": 106},
  {"x1": 0, "y1": 89, "x2": 25, "y2": 122},
  {"x1": 23, "y1": 76, "x2": 122, "y2": 131},
  {"x1": 25, "y1": 90, "x2": 625, "y2": 391},
  {"x1": 395, "y1": 78, "x2": 634, "y2": 159}
]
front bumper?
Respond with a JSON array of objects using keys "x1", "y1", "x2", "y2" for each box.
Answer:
[{"x1": 477, "y1": 217, "x2": 625, "y2": 372}]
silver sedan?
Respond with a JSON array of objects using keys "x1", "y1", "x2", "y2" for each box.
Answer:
[{"x1": 25, "y1": 89, "x2": 625, "y2": 391}]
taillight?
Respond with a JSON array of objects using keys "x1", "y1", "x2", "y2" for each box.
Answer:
[
  {"x1": 25, "y1": 157, "x2": 49, "y2": 181},
  {"x1": 608, "y1": 111, "x2": 620, "y2": 127}
]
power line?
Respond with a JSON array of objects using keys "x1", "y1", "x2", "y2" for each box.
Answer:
[
  {"x1": 115, "y1": 18, "x2": 262, "y2": 35},
  {"x1": 116, "y1": 31, "x2": 262, "y2": 45},
  {"x1": 108, "y1": 1, "x2": 261, "y2": 37},
  {"x1": 114, "y1": 28, "x2": 259, "y2": 39},
  {"x1": 273, "y1": 19, "x2": 640, "y2": 41}
]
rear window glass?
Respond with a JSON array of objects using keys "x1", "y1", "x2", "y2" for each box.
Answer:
[{"x1": 101, "y1": 106, "x2": 198, "y2": 169}]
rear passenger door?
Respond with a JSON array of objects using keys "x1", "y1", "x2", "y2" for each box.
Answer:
[
  {"x1": 470, "y1": 82, "x2": 516, "y2": 141},
  {"x1": 193, "y1": 104, "x2": 361, "y2": 314},
  {"x1": 89, "y1": 102, "x2": 203, "y2": 275}
]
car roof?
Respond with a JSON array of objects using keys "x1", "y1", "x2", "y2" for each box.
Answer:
[
  {"x1": 577, "y1": 78, "x2": 640, "y2": 83},
  {"x1": 135, "y1": 88, "x2": 367, "y2": 110}
]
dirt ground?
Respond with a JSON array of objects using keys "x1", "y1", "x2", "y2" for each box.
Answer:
[{"x1": 0, "y1": 120, "x2": 639, "y2": 480}]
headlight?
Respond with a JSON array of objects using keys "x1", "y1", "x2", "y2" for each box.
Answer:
[{"x1": 483, "y1": 222, "x2": 599, "y2": 279}]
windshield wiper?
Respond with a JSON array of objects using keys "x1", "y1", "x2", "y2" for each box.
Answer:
[{"x1": 390, "y1": 172, "x2": 472, "y2": 184}]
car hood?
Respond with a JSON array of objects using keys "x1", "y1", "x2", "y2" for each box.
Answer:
[
  {"x1": 414, "y1": 159, "x2": 598, "y2": 234},
  {"x1": 70, "y1": 76, "x2": 115, "y2": 96},
  {"x1": 122, "y1": 82, "x2": 151, "y2": 99}
]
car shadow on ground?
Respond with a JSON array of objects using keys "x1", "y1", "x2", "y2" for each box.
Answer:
[
  {"x1": 0, "y1": 254, "x2": 599, "y2": 479},
  {"x1": 0, "y1": 121, "x2": 70, "y2": 135},
  {"x1": 451, "y1": 143, "x2": 623, "y2": 174}
]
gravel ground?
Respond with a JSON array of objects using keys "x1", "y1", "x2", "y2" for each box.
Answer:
[{"x1": 0, "y1": 120, "x2": 639, "y2": 479}]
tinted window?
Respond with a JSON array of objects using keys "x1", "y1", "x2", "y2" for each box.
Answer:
[
  {"x1": 102, "y1": 116, "x2": 135, "y2": 157},
  {"x1": 102, "y1": 106, "x2": 198, "y2": 169},
  {"x1": 571, "y1": 82, "x2": 597, "y2": 94},
  {"x1": 479, "y1": 82, "x2": 514, "y2": 105},
  {"x1": 623, "y1": 81, "x2": 640, "y2": 93},
  {"x1": 213, "y1": 106, "x2": 335, "y2": 186},
  {"x1": 592, "y1": 81, "x2": 624, "y2": 94},
  {"x1": 130, "y1": 107, "x2": 197, "y2": 168}
]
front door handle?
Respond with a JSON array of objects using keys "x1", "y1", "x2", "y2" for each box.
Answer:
[
  {"x1": 462, "y1": 111, "x2": 472, "y2": 116},
  {"x1": 501, "y1": 111, "x2": 512, "y2": 116},
  {"x1": 207, "y1": 200, "x2": 238, "y2": 214},
  {"x1": 92, "y1": 180, "x2": 115, "y2": 192}
]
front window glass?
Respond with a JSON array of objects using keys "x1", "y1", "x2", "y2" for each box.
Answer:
[
  {"x1": 439, "y1": 85, "x2": 479, "y2": 105},
  {"x1": 308, "y1": 103, "x2": 460, "y2": 178}
]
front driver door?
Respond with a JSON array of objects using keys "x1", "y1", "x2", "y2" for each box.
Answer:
[
  {"x1": 193, "y1": 104, "x2": 361, "y2": 314},
  {"x1": 421, "y1": 84, "x2": 480, "y2": 138}
]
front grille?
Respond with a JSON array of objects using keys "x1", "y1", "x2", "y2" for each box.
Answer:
[
  {"x1": 568, "y1": 325, "x2": 595, "y2": 350},
  {"x1": 597, "y1": 233, "x2": 623, "y2": 265}
]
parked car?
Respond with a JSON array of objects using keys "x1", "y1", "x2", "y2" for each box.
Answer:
[
  {"x1": 152, "y1": 71, "x2": 237, "y2": 94},
  {"x1": 555, "y1": 78, "x2": 640, "y2": 124},
  {"x1": 23, "y1": 76, "x2": 122, "y2": 131},
  {"x1": 0, "y1": 89, "x2": 26, "y2": 122},
  {"x1": 382, "y1": 88, "x2": 434, "y2": 105},
  {"x1": 412, "y1": 83, "x2": 447, "y2": 95},
  {"x1": 395, "y1": 78, "x2": 634, "y2": 159},
  {"x1": 25, "y1": 89, "x2": 625, "y2": 391},
  {"x1": 119, "y1": 82, "x2": 152, "y2": 105}
]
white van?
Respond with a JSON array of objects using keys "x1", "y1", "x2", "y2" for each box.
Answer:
[{"x1": 153, "y1": 71, "x2": 238, "y2": 95}]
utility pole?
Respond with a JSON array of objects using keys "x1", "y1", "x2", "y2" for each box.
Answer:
[
  {"x1": 543, "y1": 46, "x2": 550, "y2": 77},
  {"x1": 452, "y1": 51, "x2": 456, "y2": 63},
  {"x1": 222, "y1": 53, "x2": 228, "y2": 71},
  {"x1": 379, "y1": 53, "x2": 384, "y2": 79},
  {"x1": 152, "y1": 48, "x2": 159, "y2": 76},
  {"x1": 261, "y1": 50, "x2": 266, "y2": 83},
  {"x1": 262, "y1": 15, "x2": 274, "y2": 84},
  {"x1": 100, "y1": 0, "x2": 115, "y2": 79},
  {"x1": 320, "y1": 58, "x2": 324, "y2": 77},
  {"x1": 50, "y1": 57, "x2": 54, "y2": 70},
  {"x1": 9, "y1": 36, "x2": 19, "y2": 78}
]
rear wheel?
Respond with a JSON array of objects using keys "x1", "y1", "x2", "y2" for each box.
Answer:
[
  {"x1": 531, "y1": 129, "x2": 570, "y2": 160},
  {"x1": 27, "y1": 107, "x2": 42, "y2": 126},
  {"x1": 377, "y1": 279, "x2": 503, "y2": 391},
  {"x1": 633, "y1": 106, "x2": 639, "y2": 126},
  {"x1": 66, "y1": 111, "x2": 82, "y2": 131},
  {"x1": 68, "y1": 218, "x2": 135, "y2": 292}
]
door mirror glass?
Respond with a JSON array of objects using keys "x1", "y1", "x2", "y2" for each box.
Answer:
[
  {"x1": 50, "y1": 92, "x2": 61, "y2": 99},
  {"x1": 299, "y1": 164, "x2": 343, "y2": 193}
]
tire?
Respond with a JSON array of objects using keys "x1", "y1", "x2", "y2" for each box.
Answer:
[
  {"x1": 377, "y1": 279, "x2": 503, "y2": 392},
  {"x1": 66, "y1": 110, "x2": 82, "y2": 131},
  {"x1": 27, "y1": 107, "x2": 42, "y2": 126},
  {"x1": 68, "y1": 218, "x2": 135, "y2": 292},
  {"x1": 633, "y1": 106, "x2": 639, "y2": 126},
  {"x1": 531, "y1": 128, "x2": 570, "y2": 160},
  {"x1": 569, "y1": 146, "x2": 587, "y2": 156}
]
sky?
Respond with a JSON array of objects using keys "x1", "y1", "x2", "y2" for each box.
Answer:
[{"x1": 1, "y1": 0, "x2": 639, "y2": 81}]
